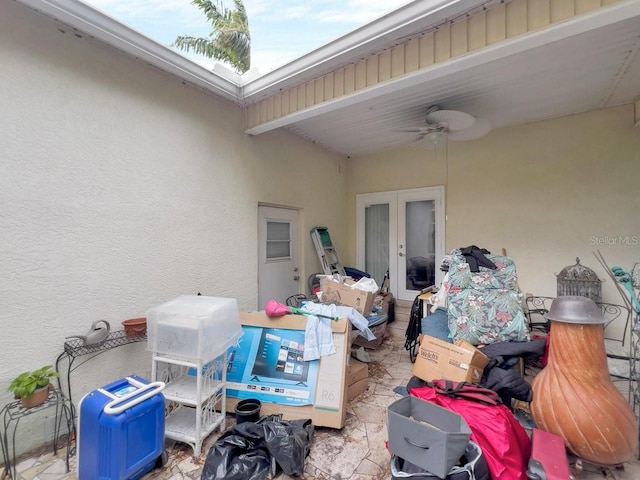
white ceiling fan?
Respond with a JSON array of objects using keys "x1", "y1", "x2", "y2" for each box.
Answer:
[{"x1": 397, "y1": 105, "x2": 491, "y2": 148}]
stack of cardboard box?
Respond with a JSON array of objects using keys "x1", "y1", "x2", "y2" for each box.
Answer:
[{"x1": 347, "y1": 359, "x2": 369, "y2": 401}]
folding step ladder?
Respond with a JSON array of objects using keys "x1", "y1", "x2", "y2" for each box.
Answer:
[{"x1": 310, "y1": 226, "x2": 346, "y2": 276}]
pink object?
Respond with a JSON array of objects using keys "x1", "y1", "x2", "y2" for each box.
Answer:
[
  {"x1": 527, "y1": 428, "x2": 571, "y2": 480},
  {"x1": 265, "y1": 299, "x2": 339, "y2": 321},
  {"x1": 265, "y1": 299, "x2": 291, "y2": 317}
]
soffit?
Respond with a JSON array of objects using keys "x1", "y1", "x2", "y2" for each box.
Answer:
[
  {"x1": 241, "y1": 0, "x2": 497, "y2": 101},
  {"x1": 248, "y1": 0, "x2": 640, "y2": 156},
  {"x1": 15, "y1": 0, "x2": 640, "y2": 158}
]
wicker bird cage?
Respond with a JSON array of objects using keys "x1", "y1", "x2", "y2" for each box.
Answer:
[{"x1": 556, "y1": 257, "x2": 602, "y2": 304}]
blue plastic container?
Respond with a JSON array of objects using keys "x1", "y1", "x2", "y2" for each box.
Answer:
[{"x1": 78, "y1": 375, "x2": 166, "y2": 480}]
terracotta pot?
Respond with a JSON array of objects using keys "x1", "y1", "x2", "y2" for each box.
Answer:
[
  {"x1": 531, "y1": 296, "x2": 638, "y2": 465},
  {"x1": 20, "y1": 385, "x2": 50, "y2": 409},
  {"x1": 122, "y1": 317, "x2": 147, "y2": 339}
]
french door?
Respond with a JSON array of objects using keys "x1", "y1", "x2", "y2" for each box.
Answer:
[{"x1": 356, "y1": 187, "x2": 445, "y2": 301}]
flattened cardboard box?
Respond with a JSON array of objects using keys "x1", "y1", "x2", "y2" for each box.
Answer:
[
  {"x1": 320, "y1": 278, "x2": 375, "y2": 316},
  {"x1": 412, "y1": 335, "x2": 489, "y2": 384},
  {"x1": 225, "y1": 311, "x2": 350, "y2": 429}
]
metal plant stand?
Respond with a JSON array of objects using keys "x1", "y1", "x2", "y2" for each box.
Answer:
[
  {"x1": 55, "y1": 330, "x2": 147, "y2": 419},
  {"x1": 631, "y1": 319, "x2": 640, "y2": 459},
  {"x1": 0, "y1": 390, "x2": 73, "y2": 479}
]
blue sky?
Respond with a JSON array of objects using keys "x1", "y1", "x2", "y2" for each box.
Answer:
[{"x1": 85, "y1": 0, "x2": 412, "y2": 73}]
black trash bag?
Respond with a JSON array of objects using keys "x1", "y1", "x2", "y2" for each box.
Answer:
[
  {"x1": 200, "y1": 417, "x2": 314, "y2": 480},
  {"x1": 263, "y1": 418, "x2": 313, "y2": 476}
]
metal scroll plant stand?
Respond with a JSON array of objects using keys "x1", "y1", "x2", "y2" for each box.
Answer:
[
  {"x1": 594, "y1": 251, "x2": 640, "y2": 459},
  {"x1": 1, "y1": 389, "x2": 73, "y2": 479},
  {"x1": 55, "y1": 329, "x2": 147, "y2": 420}
]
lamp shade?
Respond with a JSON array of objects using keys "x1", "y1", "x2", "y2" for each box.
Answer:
[{"x1": 420, "y1": 130, "x2": 447, "y2": 150}]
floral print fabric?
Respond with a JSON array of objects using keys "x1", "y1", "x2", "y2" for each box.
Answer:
[
  {"x1": 446, "y1": 250, "x2": 530, "y2": 345},
  {"x1": 446, "y1": 252, "x2": 519, "y2": 291}
]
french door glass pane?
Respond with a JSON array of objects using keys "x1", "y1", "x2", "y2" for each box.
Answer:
[
  {"x1": 405, "y1": 200, "x2": 436, "y2": 290},
  {"x1": 365, "y1": 204, "x2": 389, "y2": 286}
]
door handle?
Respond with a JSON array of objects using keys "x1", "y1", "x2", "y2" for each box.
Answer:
[{"x1": 398, "y1": 252, "x2": 405, "y2": 257}]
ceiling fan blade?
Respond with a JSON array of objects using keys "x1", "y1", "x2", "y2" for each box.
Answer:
[
  {"x1": 393, "y1": 128, "x2": 429, "y2": 133},
  {"x1": 448, "y1": 117, "x2": 492, "y2": 141},
  {"x1": 425, "y1": 109, "x2": 475, "y2": 131}
]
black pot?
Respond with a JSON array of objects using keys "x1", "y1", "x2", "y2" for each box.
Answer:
[{"x1": 234, "y1": 398, "x2": 261, "y2": 424}]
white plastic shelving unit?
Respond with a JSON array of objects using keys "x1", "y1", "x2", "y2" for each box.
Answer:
[
  {"x1": 146, "y1": 295, "x2": 243, "y2": 457},
  {"x1": 151, "y1": 351, "x2": 228, "y2": 456}
]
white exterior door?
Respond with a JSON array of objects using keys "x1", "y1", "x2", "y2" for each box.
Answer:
[
  {"x1": 257, "y1": 206, "x2": 300, "y2": 310},
  {"x1": 356, "y1": 187, "x2": 445, "y2": 302}
]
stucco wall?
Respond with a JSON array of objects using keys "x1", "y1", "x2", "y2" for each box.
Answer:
[
  {"x1": 346, "y1": 104, "x2": 640, "y2": 330},
  {"x1": 1, "y1": 1, "x2": 347, "y2": 458},
  {"x1": 3, "y1": 0, "x2": 640, "y2": 462}
]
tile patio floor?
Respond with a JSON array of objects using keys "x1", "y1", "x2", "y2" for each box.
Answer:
[{"x1": 7, "y1": 335, "x2": 640, "y2": 480}]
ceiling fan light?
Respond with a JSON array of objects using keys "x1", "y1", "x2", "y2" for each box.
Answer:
[
  {"x1": 447, "y1": 117, "x2": 492, "y2": 141},
  {"x1": 425, "y1": 109, "x2": 475, "y2": 131},
  {"x1": 421, "y1": 130, "x2": 447, "y2": 149}
]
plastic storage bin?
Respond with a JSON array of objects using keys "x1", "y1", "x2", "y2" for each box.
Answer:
[
  {"x1": 353, "y1": 313, "x2": 388, "y2": 350},
  {"x1": 77, "y1": 376, "x2": 166, "y2": 480},
  {"x1": 146, "y1": 295, "x2": 242, "y2": 361},
  {"x1": 387, "y1": 395, "x2": 471, "y2": 479},
  {"x1": 389, "y1": 442, "x2": 490, "y2": 479}
]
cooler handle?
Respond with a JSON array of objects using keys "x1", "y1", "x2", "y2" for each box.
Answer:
[{"x1": 101, "y1": 377, "x2": 165, "y2": 415}]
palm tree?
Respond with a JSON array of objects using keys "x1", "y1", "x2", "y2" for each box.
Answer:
[{"x1": 174, "y1": 0, "x2": 250, "y2": 74}]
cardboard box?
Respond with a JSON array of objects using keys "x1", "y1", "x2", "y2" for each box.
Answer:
[
  {"x1": 387, "y1": 395, "x2": 472, "y2": 478},
  {"x1": 320, "y1": 277, "x2": 375, "y2": 316},
  {"x1": 347, "y1": 359, "x2": 369, "y2": 401},
  {"x1": 348, "y1": 378, "x2": 369, "y2": 402},
  {"x1": 225, "y1": 311, "x2": 350, "y2": 429},
  {"x1": 412, "y1": 335, "x2": 489, "y2": 384},
  {"x1": 348, "y1": 359, "x2": 369, "y2": 384}
]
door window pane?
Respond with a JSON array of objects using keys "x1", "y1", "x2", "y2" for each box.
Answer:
[
  {"x1": 365, "y1": 204, "x2": 389, "y2": 286},
  {"x1": 405, "y1": 200, "x2": 436, "y2": 290},
  {"x1": 266, "y1": 221, "x2": 290, "y2": 259}
]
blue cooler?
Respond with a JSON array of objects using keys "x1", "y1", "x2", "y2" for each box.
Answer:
[{"x1": 78, "y1": 376, "x2": 166, "y2": 480}]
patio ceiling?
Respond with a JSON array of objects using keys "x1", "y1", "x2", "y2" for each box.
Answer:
[
  {"x1": 16, "y1": 0, "x2": 640, "y2": 157},
  {"x1": 244, "y1": 0, "x2": 640, "y2": 156}
]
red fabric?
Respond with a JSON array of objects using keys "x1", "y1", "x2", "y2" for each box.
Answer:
[
  {"x1": 532, "y1": 333, "x2": 549, "y2": 367},
  {"x1": 410, "y1": 385, "x2": 531, "y2": 480}
]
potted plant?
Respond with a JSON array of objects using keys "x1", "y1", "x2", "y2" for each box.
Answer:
[{"x1": 8, "y1": 365, "x2": 59, "y2": 409}]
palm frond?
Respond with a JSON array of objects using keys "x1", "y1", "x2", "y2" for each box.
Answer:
[{"x1": 175, "y1": 0, "x2": 250, "y2": 73}]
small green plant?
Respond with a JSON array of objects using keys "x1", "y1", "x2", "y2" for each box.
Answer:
[{"x1": 8, "y1": 365, "x2": 58, "y2": 399}]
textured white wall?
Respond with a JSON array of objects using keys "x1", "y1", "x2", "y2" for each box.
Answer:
[
  {"x1": 1, "y1": 2, "x2": 347, "y2": 458},
  {"x1": 5, "y1": 0, "x2": 640, "y2": 461}
]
